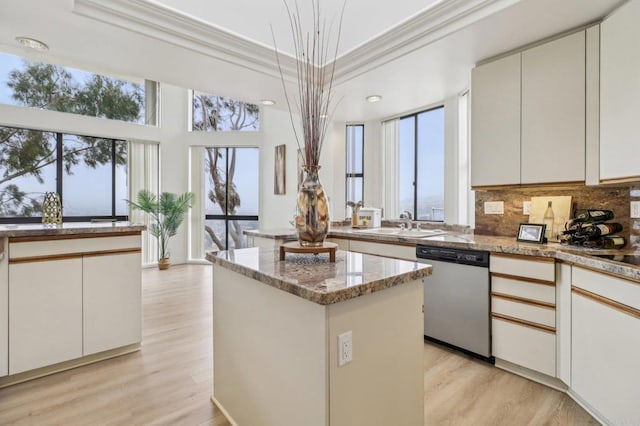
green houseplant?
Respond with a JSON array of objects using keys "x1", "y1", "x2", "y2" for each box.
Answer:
[{"x1": 127, "y1": 190, "x2": 194, "y2": 270}]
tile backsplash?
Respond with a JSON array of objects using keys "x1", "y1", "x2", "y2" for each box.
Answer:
[{"x1": 475, "y1": 184, "x2": 640, "y2": 249}]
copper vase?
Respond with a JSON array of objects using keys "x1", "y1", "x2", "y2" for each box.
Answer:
[{"x1": 295, "y1": 165, "x2": 330, "y2": 247}]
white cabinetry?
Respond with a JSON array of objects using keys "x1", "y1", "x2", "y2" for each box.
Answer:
[
  {"x1": 600, "y1": 0, "x2": 640, "y2": 182},
  {"x1": 471, "y1": 54, "x2": 521, "y2": 187},
  {"x1": 490, "y1": 254, "x2": 557, "y2": 377},
  {"x1": 521, "y1": 31, "x2": 585, "y2": 184},
  {"x1": 9, "y1": 258, "x2": 83, "y2": 374},
  {"x1": 571, "y1": 267, "x2": 640, "y2": 425},
  {"x1": 471, "y1": 30, "x2": 589, "y2": 187},
  {"x1": 83, "y1": 252, "x2": 141, "y2": 355},
  {"x1": 348, "y1": 240, "x2": 416, "y2": 261}
]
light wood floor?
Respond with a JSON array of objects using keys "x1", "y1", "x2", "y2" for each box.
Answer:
[{"x1": 0, "y1": 265, "x2": 597, "y2": 425}]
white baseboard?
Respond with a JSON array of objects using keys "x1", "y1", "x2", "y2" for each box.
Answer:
[{"x1": 494, "y1": 358, "x2": 568, "y2": 392}]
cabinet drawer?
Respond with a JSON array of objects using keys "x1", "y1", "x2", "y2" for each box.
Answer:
[
  {"x1": 492, "y1": 296, "x2": 555, "y2": 328},
  {"x1": 492, "y1": 316, "x2": 556, "y2": 377},
  {"x1": 492, "y1": 275, "x2": 555, "y2": 304},
  {"x1": 490, "y1": 255, "x2": 555, "y2": 282},
  {"x1": 9, "y1": 235, "x2": 141, "y2": 259},
  {"x1": 572, "y1": 267, "x2": 640, "y2": 310}
]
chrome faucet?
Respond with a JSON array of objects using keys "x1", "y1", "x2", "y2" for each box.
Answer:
[{"x1": 399, "y1": 210, "x2": 413, "y2": 230}]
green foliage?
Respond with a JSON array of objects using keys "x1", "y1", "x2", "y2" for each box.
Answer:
[
  {"x1": 192, "y1": 93, "x2": 259, "y2": 131},
  {"x1": 127, "y1": 190, "x2": 194, "y2": 259},
  {"x1": 0, "y1": 60, "x2": 141, "y2": 217}
]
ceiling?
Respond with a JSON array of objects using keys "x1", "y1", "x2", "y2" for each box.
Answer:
[{"x1": 0, "y1": 0, "x2": 626, "y2": 122}]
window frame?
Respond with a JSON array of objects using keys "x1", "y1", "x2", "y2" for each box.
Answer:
[
  {"x1": 345, "y1": 124, "x2": 364, "y2": 206},
  {"x1": 0, "y1": 125, "x2": 128, "y2": 224},
  {"x1": 204, "y1": 147, "x2": 259, "y2": 250},
  {"x1": 399, "y1": 105, "x2": 445, "y2": 222}
]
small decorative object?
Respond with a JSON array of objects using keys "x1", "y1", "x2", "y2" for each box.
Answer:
[
  {"x1": 347, "y1": 200, "x2": 363, "y2": 227},
  {"x1": 273, "y1": 1, "x2": 344, "y2": 247},
  {"x1": 517, "y1": 223, "x2": 546, "y2": 244},
  {"x1": 274, "y1": 144, "x2": 286, "y2": 195},
  {"x1": 41, "y1": 192, "x2": 62, "y2": 225},
  {"x1": 279, "y1": 241, "x2": 338, "y2": 262},
  {"x1": 126, "y1": 190, "x2": 194, "y2": 270}
]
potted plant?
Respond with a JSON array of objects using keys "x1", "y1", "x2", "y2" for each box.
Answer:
[{"x1": 127, "y1": 190, "x2": 194, "y2": 270}]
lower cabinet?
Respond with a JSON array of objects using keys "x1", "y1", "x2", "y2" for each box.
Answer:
[
  {"x1": 9, "y1": 258, "x2": 83, "y2": 374},
  {"x1": 491, "y1": 316, "x2": 556, "y2": 377},
  {"x1": 83, "y1": 253, "x2": 142, "y2": 355},
  {"x1": 571, "y1": 267, "x2": 640, "y2": 424},
  {"x1": 348, "y1": 240, "x2": 416, "y2": 261}
]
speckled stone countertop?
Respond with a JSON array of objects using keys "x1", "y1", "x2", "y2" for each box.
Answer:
[
  {"x1": 0, "y1": 221, "x2": 145, "y2": 237},
  {"x1": 243, "y1": 228, "x2": 297, "y2": 239},
  {"x1": 246, "y1": 226, "x2": 640, "y2": 283},
  {"x1": 206, "y1": 246, "x2": 432, "y2": 305}
]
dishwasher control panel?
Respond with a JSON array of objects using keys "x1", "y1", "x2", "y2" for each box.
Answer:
[{"x1": 416, "y1": 245, "x2": 489, "y2": 267}]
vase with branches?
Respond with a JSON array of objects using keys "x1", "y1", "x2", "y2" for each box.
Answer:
[
  {"x1": 127, "y1": 190, "x2": 194, "y2": 270},
  {"x1": 273, "y1": 0, "x2": 345, "y2": 247}
]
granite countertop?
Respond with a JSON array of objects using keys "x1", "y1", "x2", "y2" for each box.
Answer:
[
  {"x1": 243, "y1": 228, "x2": 298, "y2": 239},
  {"x1": 0, "y1": 221, "x2": 146, "y2": 237},
  {"x1": 206, "y1": 246, "x2": 432, "y2": 305},
  {"x1": 246, "y1": 226, "x2": 640, "y2": 282}
]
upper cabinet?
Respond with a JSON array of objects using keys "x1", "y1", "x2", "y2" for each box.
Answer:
[
  {"x1": 471, "y1": 30, "x2": 591, "y2": 188},
  {"x1": 600, "y1": 0, "x2": 640, "y2": 183},
  {"x1": 521, "y1": 31, "x2": 585, "y2": 185},
  {"x1": 471, "y1": 54, "x2": 521, "y2": 187}
]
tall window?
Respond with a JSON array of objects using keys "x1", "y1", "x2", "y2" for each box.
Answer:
[
  {"x1": 204, "y1": 147, "x2": 259, "y2": 250},
  {"x1": 191, "y1": 91, "x2": 259, "y2": 132},
  {"x1": 346, "y1": 124, "x2": 364, "y2": 206},
  {"x1": 0, "y1": 125, "x2": 128, "y2": 222},
  {"x1": 398, "y1": 106, "x2": 445, "y2": 221},
  {"x1": 0, "y1": 51, "x2": 157, "y2": 125}
]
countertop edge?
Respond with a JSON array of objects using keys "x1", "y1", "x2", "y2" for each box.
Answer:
[
  {"x1": 206, "y1": 250, "x2": 432, "y2": 305},
  {"x1": 0, "y1": 222, "x2": 146, "y2": 237}
]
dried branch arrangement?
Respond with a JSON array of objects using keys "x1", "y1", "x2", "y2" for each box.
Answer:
[{"x1": 272, "y1": 0, "x2": 345, "y2": 167}]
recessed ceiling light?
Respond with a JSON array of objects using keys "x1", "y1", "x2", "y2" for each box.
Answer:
[
  {"x1": 260, "y1": 99, "x2": 275, "y2": 106},
  {"x1": 366, "y1": 95, "x2": 382, "y2": 103},
  {"x1": 15, "y1": 36, "x2": 49, "y2": 52}
]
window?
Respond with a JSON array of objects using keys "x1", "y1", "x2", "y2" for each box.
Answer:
[
  {"x1": 345, "y1": 124, "x2": 364, "y2": 208},
  {"x1": 398, "y1": 106, "x2": 445, "y2": 221},
  {"x1": 0, "y1": 125, "x2": 128, "y2": 222},
  {"x1": 0, "y1": 51, "x2": 157, "y2": 125},
  {"x1": 191, "y1": 91, "x2": 259, "y2": 131},
  {"x1": 204, "y1": 147, "x2": 259, "y2": 250}
]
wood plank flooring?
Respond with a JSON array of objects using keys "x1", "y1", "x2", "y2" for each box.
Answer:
[{"x1": 0, "y1": 264, "x2": 597, "y2": 425}]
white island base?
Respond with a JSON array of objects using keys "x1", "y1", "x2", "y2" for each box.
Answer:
[{"x1": 211, "y1": 265, "x2": 424, "y2": 426}]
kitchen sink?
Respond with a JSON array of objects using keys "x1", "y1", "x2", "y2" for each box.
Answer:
[{"x1": 354, "y1": 228, "x2": 448, "y2": 238}]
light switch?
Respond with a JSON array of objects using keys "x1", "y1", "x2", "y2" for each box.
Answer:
[
  {"x1": 484, "y1": 201, "x2": 504, "y2": 215},
  {"x1": 631, "y1": 201, "x2": 640, "y2": 219},
  {"x1": 523, "y1": 201, "x2": 531, "y2": 215}
]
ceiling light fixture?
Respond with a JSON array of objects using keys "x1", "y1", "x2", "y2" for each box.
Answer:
[
  {"x1": 260, "y1": 99, "x2": 276, "y2": 106},
  {"x1": 15, "y1": 36, "x2": 49, "y2": 52},
  {"x1": 366, "y1": 95, "x2": 382, "y2": 103}
]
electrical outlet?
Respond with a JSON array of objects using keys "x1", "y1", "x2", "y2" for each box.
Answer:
[
  {"x1": 523, "y1": 201, "x2": 531, "y2": 215},
  {"x1": 338, "y1": 331, "x2": 353, "y2": 367},
  {"x1": 484, "y1": 201, "x2": 504, "y2": 215},
  {"x1": 631, "y1": 201, "x2": 640, "y2": 219}
]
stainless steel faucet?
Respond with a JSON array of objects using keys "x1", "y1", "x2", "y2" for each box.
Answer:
[{"x1": 399, "y1": 210, "x2": 413, "y2": 230}]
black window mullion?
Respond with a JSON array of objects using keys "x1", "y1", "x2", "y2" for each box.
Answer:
[
  {"x1": 111, "y1": 140, "x2": 116, "y2": 218},
  {"x1": 56, "y1": 133, "x2": 63, "y2": 200}
]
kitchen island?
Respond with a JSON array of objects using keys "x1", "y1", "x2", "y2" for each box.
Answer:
[{"x1": 206, "y1": 246, "x2": 432, "y2": 426}]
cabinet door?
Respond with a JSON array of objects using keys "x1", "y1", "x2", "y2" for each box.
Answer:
[
  {"x1": 521, "y1": 31, "x2": 585, "y2": 184},
  {"x1": 471, "y1": 53, "x2": 521, "y2": 187},
  {"x1": 600, "y1": 0, "x2": 640, "y2": 181},
  {"x1": 572, "y1": 291, "x2": 640, "y2": 424},
  {"x1": 83, "y1": 252, "x2": 142, "y2": 355},
  {"x1": 9, "y1": 258, "x2": 83, "y2": 374}
]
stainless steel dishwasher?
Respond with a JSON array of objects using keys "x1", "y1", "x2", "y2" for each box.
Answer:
[{"x1": 416, "y1": 245, "x2": 493, "y2": 362}]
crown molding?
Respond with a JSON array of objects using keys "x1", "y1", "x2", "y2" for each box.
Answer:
[
  {"x1": 73, "y1": 0, "x2": 299, "y2": 80},
  {"x1": 73, "y1": 0, "x2": 521, "y2": 86}
]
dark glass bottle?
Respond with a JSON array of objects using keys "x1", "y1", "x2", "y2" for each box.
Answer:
[
  {"x1": 566, "y1": 210, "x2": 614, "y2": 227},
  {"x1": 581, "y1": 236, "x2": 626, "y2": 249}
]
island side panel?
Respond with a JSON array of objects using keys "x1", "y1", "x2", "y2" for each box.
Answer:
[
  {"x1": 212, "y1": 266, "x2": 328, "y2": 426},
  {"x1": 328, "y1": 279, "x2": 424, "y2": 426}
]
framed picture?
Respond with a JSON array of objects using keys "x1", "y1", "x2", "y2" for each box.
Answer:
[
  {"x1": 516, "y1": 223, "x2": 546, "y2": 244},
  {"x1": 274, "y1": 144, "x2": 286, "y2": 195}
]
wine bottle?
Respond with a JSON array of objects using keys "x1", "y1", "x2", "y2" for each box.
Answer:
[
  {"x1": 566, "y1": 209, "x2": 614, "y2": 227},
  {"x1": 543, "y1": 201, "x2": 554, "y2": 241},
  {"x1": 562, "y1": 222, "x2": 623, "y2": 238},
  {"x1": 581, "y1": 236, "x2": 626, "y2": 249}
]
